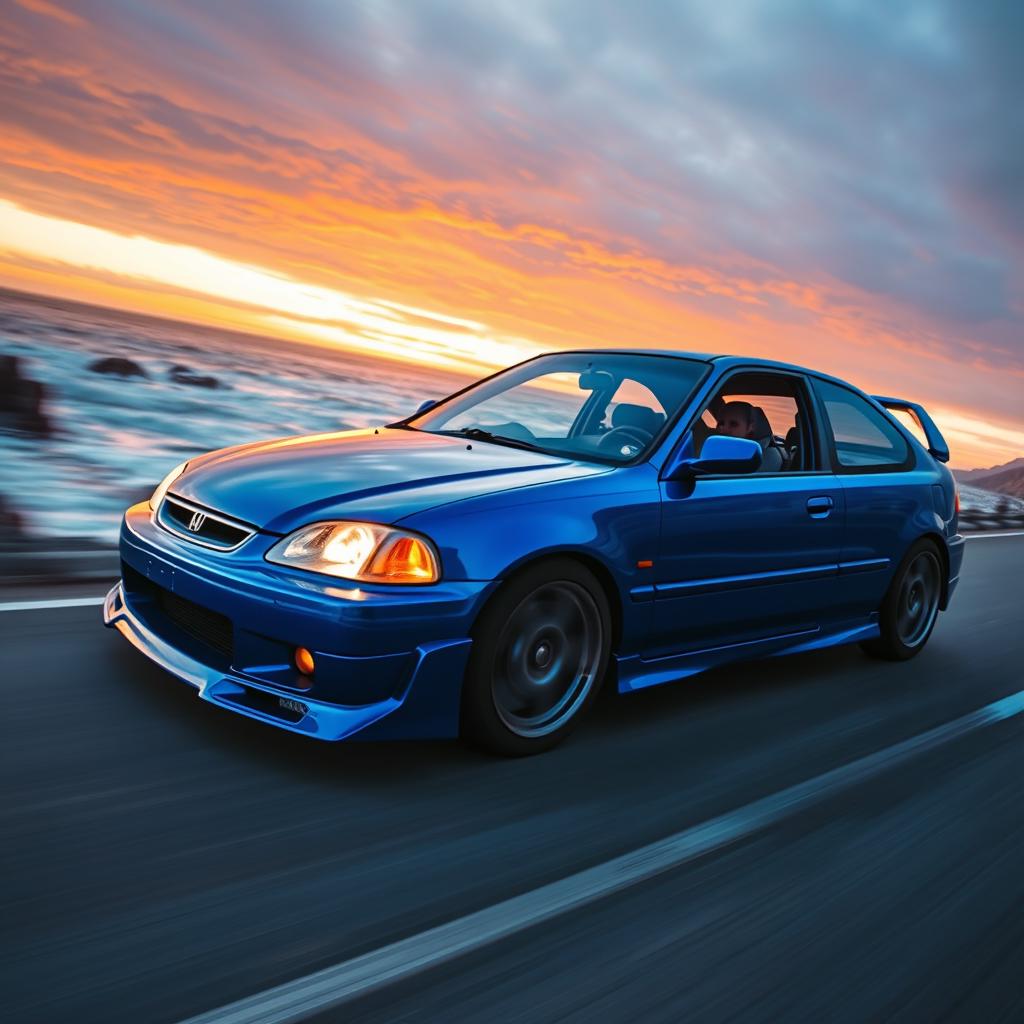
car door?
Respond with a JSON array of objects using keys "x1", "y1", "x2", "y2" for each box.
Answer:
[
  {"x1": 646, "y1": 369, "x2": 845, "y2": 658},
  {"x1": 811, "y1": 378, "x2": 933, "y2": 619}
]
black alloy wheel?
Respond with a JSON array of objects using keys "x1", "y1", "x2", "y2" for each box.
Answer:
[{"x1": 462, "y1": 559, "x2": 612, "y2": 756}]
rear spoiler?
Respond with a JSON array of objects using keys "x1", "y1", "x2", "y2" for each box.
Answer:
[{"x1": 871, "y1": 395, "x2": 949, "y2": 463}]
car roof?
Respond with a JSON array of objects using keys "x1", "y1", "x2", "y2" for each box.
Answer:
[{"x1": 557, "y1": 348, "x2": 842, "y2": 384}]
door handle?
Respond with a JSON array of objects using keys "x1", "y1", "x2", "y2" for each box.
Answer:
[{"x1": 806, "y1": 495, "x2": 834, "y2": 519}]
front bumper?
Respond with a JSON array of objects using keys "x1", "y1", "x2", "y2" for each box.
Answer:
[{"x1": 104, "y1": 503, "x2": 488, "y2": 741}]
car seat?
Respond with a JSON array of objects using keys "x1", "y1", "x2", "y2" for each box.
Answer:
[
  {"x1": 784, "y1": 411, "x2": 803, "y2": 470},
  {"x1": 748, "y1": 406, "x2": 787, "y2": 472}
]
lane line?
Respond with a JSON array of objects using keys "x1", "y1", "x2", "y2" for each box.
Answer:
[
  {"x1": 178, "y1": 687, "x2": 1024, "y2": 1024},
  {"x1": 965, "y1": 530, "x2": 1024, "y2": 539},
  {"x1": 0, "y1": 595, "x2": 106, "y2": 612}
]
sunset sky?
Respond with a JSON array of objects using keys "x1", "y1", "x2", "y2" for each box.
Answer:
[{"x1": 0, "y1": 0, "x2": 1021, "y2": 467}]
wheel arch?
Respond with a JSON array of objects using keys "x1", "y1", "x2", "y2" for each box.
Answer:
[{"x1": 475, "y1": 550, "x2": 624, "y2": 654}]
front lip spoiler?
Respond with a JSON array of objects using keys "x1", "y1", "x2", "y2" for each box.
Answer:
[{"x1": 103, "y1": 582, "x2": 403, "y2": 741}]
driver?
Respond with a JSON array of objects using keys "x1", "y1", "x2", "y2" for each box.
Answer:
[{"x1": 714, "y1": 400, "x2": 755, "y2": 438}]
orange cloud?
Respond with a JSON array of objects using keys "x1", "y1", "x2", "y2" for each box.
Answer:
[
  {"x1": 13, "y1": 0, "x2": 83, "y2": 29},
  {"x1": 0, "y1": 2, "x2": 1021, "y2": 469}
]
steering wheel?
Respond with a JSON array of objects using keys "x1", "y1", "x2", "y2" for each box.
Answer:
[
  {"x1": 597, "y1": 425, "x2": 653, "y2": 457},
  {"x1": 493, "y1": 420, "x2": 536, "y2": 441}
]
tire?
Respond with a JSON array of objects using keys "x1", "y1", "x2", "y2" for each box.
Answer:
[
  {"x1": 860, "y1": 539, "x2": 943, "y2": 661},
  {"x1": 461, "y1": 558, "x2": 612, "y2": 756}
]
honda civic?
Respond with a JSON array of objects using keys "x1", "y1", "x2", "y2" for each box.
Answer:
[{"x1": 105, "y1": 350, "x2": 964, "y2": 754}]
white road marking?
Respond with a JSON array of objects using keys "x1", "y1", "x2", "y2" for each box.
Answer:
[
  {"x1": 0, "y1": 595, "x2": 106, "y2": 612},
  {"x1": 965, "y1": 530, "x2": 1024, "y2": 539},
  {"x1": 178, "y1": 687, "x2": 1024, "y2": 1024}
]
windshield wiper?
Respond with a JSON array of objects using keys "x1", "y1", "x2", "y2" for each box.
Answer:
[{"x1": 441, "y1": 427, "x2": 549, "y2": 454}]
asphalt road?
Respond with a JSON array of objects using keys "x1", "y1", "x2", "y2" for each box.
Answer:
[{"x1": 3, "y1": 535, "x2": 1023, "y2": 1023}]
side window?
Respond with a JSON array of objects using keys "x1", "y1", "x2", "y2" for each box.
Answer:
[
  {"x1": 815, "y1": 380, "x2": 910, "y2": 470},
  {"x1": 693, "y1": 371, "x2": 813, "y2": 473}
]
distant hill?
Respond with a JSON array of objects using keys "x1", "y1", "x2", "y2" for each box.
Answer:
[
  {"x1": 953, "y1": 456, "x2": 1024, "y2": 483},
  {"x1": 965, "y1": 465, "x2": 1024, "y2": 500}
]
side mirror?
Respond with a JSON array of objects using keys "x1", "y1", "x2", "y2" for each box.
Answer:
[
  {"x1": 664, "y1": 435, "x2": 762, "y2": 480},
  {"x1": 415, "y1": 399, "x2": 437, "y2": 415}
]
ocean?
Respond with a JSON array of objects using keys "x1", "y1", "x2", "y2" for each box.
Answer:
[
  {"x1": 3, "y1": 288, "x2": 1018, "y2": 547},
  {"x1": 0, "y1": 289, "x2": 469, "y2": 543}
]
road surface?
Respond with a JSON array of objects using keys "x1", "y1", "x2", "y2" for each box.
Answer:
[{"x1": 2, "y1": 534, "x2": 1023, "y2": 1023}]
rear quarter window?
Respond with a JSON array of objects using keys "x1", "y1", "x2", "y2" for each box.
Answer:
[{"x1": 815, "y1": 379, "x2": 911, "y2": 471}]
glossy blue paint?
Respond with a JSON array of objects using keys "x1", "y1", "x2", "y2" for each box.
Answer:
[
  {"x1": 664, "y1": 434, "x2": 763, "y2": 478},
  {"x1": 104, "y1": 350, "x2": 965, "y2": 742},
  {"x1": 173, "y1": 428, "x2": 609, "y2": 533}
]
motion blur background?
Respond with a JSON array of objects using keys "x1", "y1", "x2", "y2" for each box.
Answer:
[
  {"x1": 1, "y1": 0, "x2": 1023, "y2": 583},
  {"x1": 3, "y1": 6, "x2": 1024, "y2": 1024}
]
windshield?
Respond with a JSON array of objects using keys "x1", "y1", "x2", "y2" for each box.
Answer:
[{"x1": 405, "y1": 352, "x2": 709, "y2": 464}]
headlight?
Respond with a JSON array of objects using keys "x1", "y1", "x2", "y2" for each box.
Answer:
[
  {"x1": 266, "y1": 521, "x2": 440, "y2": 583},
  {"x1": 149, "y1": 461, "x2": 188, "y2": 511}
]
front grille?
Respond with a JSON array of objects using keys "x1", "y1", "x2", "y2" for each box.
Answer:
[
  {"x1": 158, "y1": 496, "x2": 254, "y2": 550},
  {"x1": 122, "y1": 560, "x2": 234, "y2": 663},
  {"x1": 121, "y1": 562, "x2": 150, "y2": 597},
  {"x1": 157, "y1": 588, "x2": 234, "y2": 661}
]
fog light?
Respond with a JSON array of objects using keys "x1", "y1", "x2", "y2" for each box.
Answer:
[{"x1": 294, "y1": 647, "x2": 316, "y2": 676}]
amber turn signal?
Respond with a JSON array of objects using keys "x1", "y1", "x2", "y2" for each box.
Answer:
[
  {"x1": 294, "y1": 647, "x2": 316, "y2": 675},
  {"x1": 366, "y1": 535, "x2": 438, "y2": 582}
]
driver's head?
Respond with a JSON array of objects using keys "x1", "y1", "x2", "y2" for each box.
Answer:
[{"x1": 716, "y1": 401, "x2": 754, "y2": 438}]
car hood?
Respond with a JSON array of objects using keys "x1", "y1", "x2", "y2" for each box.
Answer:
[{"x1": 171, "y1": 428, "x2": 610, "y2": 533}]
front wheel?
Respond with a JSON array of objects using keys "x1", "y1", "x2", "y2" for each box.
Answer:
[
  {"x1": 461, "y1": 559, "x2": 612, "y2": 756},
  {"x1": 860, "y1": 539, "x2": 943, "y2": 661}
]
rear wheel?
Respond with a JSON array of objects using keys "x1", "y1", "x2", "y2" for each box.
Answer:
[
  {"x1": 461, "y1": 559, "x2": 611, "y2": 756},
  {"x1": 860, "y1": 539, "x2": 943, "y2": 661}
]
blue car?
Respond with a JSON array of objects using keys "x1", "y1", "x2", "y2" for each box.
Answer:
[{"x1": 105, "y1": 350, "x2": 964, "y2": 755}]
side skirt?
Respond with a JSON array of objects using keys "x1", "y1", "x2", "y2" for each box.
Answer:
[{"x1": 615, "y1": 616, "x2": 880, "y2": 694}]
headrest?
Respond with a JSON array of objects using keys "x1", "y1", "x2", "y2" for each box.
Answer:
[
  {"x1": 612, "y1": 403, "x2": 664, "y2": 435},
  {"x1": 748, "y1": 406, "x2": 773, "y2": 441}
]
